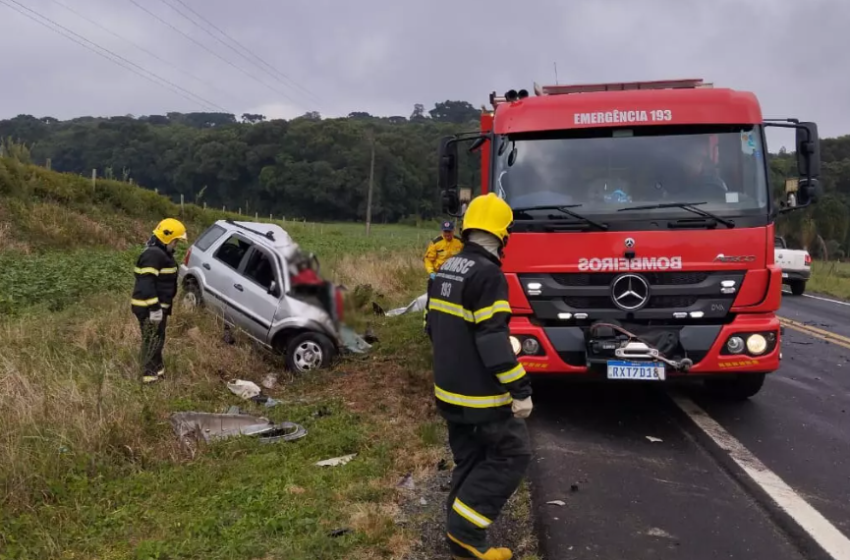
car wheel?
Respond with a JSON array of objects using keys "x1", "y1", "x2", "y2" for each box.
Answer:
[
  {"x1": 182, "y1": 279, "x2": 203, "y2": 309},
  {"x1": 285, "y1": 332, "x2": 336, "y2": 374},
  {"x1": 704, "y1": 373, "x2": 766, "y2": 401},
  {"x1": 790, "y1": 280, "x2": 806, "y2": 296}
]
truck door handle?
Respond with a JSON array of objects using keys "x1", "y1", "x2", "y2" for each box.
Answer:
[
  {"x1": 203, "y1": 263, "x2": 211, "y2": 270},
  {"x1": 234, "y1": 284, "x2": 243, "y2": 291}
]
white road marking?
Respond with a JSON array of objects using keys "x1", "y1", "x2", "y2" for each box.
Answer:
[
  {"x1": 672, "y1": 394, "x2": 850, "y2": 560},
  {"x1": 782, "y1": 289, "x2": 850, "y2": 307}
]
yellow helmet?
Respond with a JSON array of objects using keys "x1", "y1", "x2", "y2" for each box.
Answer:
[
  {"x1": 462, "y1": 193, "x2": 513, "y2": 244},
  {"x1": 153, "y1": 218, "x2": 188, "y2": 244}
]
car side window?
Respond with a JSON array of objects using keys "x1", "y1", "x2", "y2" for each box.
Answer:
[
  {"x1": 774, "y1": 236, "x2": 786, "y2": 249},
  {"x1": 214, "y1": 235, "x2": 252, "y2": 270},
  {"x1": 242, "y1": 248, "x2": 277, "y2": 290},
  {"x1": 194, "y1": 224, "x2": 226, "y2": 252}
]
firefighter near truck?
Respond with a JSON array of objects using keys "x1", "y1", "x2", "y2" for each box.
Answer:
[{"x1": 437, "y1": 78, "x2": 821, "y2": 400}]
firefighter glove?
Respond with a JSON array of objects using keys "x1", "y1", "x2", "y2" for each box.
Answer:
[
  {"x1": 512, "y1": 396, "x2": 533, "y2": 419},
  {"x1": 149, "y1": 309, "x2": 163, "y2": 323}
]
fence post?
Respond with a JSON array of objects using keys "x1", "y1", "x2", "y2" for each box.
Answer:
[
  {"x1": 204, "y1": 202, "x2": 207, "y2": 209},
  {"x1": 46, "y1": 158, "x2": 51, "y2": 170},
  {"x1": 255, "y1": 211, "x2": 258, "y2": 220},
  {"x1": 91, "y1": 169, "x2": 97, "y2": 190},
  {"x1": 238, "y1": 208, "x2": 242, "y2": 215},
  {"x1": 180, "y1": 193, "x2": 185, "y2": 214}
]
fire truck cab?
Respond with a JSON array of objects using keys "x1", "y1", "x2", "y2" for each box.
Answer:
[{"x1": 437, "y1": 78, "x2": 821, "y2": 400}]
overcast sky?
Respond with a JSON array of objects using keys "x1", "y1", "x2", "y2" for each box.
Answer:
[{"x1": 0, "y1": 0, "x2": 845, "y2": 148}]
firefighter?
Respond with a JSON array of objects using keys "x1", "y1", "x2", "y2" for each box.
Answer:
[
  {"x1": 425, "y1": 193, "x2": 533, "y2": 560},
  {"x1": 424, "y1": 220, "x2": 464, "y2": 281},
  {"x1": 131, "y1": 218, "x2": 187, "y2": 384}
]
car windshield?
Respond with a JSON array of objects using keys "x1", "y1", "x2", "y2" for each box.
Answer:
[{"x1": 493, "y1": 125, "x2": 769, "y2": 219}]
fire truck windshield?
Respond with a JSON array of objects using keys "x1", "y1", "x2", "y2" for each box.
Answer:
[{"x1": 493, "y1": 125, "x2": 769, "y2": 223}]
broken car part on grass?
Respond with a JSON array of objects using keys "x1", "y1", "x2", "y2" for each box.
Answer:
[{"x1": 170, "y1": 411, "x2": 307, "y2": 444}]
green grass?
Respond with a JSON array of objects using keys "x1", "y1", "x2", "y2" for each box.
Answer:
[{"x1": 805, "y1": 260, "x2": 850, "y2": 300}]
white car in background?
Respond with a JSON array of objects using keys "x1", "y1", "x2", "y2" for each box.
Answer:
[{"x1": 774, "y1": 235, "x2": 811, "y2": 296}]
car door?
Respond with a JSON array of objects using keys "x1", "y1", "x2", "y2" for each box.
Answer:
[
  {"x1": 209, "y1": 233, "x2": 254, "y2": 322},
  {"x1": 227, "y1": 245, "x2": 283, "y2": 343}
]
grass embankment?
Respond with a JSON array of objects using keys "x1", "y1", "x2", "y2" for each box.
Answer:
[
  {"x1": 0, "y1": 158, "x2": 539, "y2": 559},
  {"x1": 806, "y1": 260, "x2": 850, "y2": 300}
]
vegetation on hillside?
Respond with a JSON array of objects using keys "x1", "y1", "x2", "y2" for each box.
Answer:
[{"x1": 0, "y1": 101, "x2": 483, "y2": 225}]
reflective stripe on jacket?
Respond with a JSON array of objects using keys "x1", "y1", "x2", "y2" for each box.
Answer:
[
  {"x1": 131, "y1": 236, "x2": 178, "y2": 315},
  {"x1": 425, "y1": 242, "x2": 532, "y2": 424},
  {"x1": 424, "y1": 236, "x2": 464, "y2": 274}
]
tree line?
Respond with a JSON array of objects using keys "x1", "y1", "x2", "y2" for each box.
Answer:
[{"x1": 2, "y1": 102, "x2": 850, "y2": 257}]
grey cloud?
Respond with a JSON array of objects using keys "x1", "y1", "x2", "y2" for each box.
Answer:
[{"x1": 0, "y1": 0, "x2": 846, "y2": 144}]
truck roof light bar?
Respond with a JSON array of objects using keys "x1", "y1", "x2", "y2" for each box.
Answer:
[{"x1": 532, "y1": 78, "x2": 712, "y2": 96}]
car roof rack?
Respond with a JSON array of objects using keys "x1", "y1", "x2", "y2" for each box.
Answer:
[{"x1": 225, "y1": 219, "x2": 275, "y2": 241}]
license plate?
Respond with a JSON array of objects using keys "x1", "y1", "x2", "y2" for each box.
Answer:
[
  {"x1": 606, "y1": 361, "x2": 666, "y2": 381},
  {"x1": 782, "y1": 272, "x2": 789, "y2": 278}
]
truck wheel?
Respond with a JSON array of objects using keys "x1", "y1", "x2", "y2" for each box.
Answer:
[
  {"x1": 182, "y1": 279, "x2": 203, "y2": 309},
  {"x1": 790, "y1": 280, "x2": 806, "y2": 296},
  {"x1": 284, "y1": 332, "x2": 336, "y2": 375},
  {"x1": 704, "y1": 374, "x2": 766, "y2": 401}
]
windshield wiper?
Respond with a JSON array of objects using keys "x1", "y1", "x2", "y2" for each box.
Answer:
[
  {"x1": 512, "y1": 204, "x2": 609, "y2": 230},
  {"x1": 617, "y1": 201, "x2": 735, "y2": 228}
]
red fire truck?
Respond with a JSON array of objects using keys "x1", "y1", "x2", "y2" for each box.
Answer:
[{"x1": 438, "y1": 78, "x2": 821, "y2": 399}]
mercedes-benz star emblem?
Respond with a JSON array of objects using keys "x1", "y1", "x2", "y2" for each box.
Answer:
[
  {"x1": 624, "y1": 237, "x2": 635, "y2": 248},
  {"x1": 611, "y1": 274, "x2": 650, "y2": 311}
]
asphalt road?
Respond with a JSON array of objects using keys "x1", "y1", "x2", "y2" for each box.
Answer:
[{"x1": 525, "y1": 290, "x2": 850, "y2": 560}]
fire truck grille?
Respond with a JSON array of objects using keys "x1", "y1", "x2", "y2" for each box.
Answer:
[{"x1": 551, "y1": 271, "x2": 711, "y2": 287}]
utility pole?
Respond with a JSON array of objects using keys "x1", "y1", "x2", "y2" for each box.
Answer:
[{"x1": 365, "y1": 133, "x2": 375, "y2": 235}]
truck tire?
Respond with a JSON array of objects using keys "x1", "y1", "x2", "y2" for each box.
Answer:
[
  {"x1": 284, "y1": 332, "x2": 336, "y2": 375},
  {"x1": 704, "y1": 373, "x2": 766, "y2": 401},
  {"x1": 790, "y1": 280, "x2": 806, "y2": 296}
]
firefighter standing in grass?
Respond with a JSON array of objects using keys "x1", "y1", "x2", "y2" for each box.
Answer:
[
  {"x1": 424, "y1": 220, "x2": 464, "y2": 282},
  {"x1": 131, "y1": 218, "x2": 187, "y2": 384},
  {"x1": 425, "y1": 193, "x2": 533, "y2": 560}
]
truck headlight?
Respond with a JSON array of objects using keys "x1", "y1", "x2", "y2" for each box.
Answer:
[
  {"x1": 726, "y1": 336, "x2": 745, "y2": 354},
  {"x1": 746, "y1": 334, "x2": 768, "y2": 355},
  {"x1": 510, "y1": 336, "x2": 521, "y2": 355}
]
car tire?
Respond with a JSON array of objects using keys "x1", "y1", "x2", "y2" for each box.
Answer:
[
  {"x1": 790, "y1": 280, "x2": 806, "y2": 296},
  {"x1": 704, "y1": 373, "x2": 766, "y2": 401},
  {"x1": 284, "y1": 332, "x2": 336, "y2": 375},
  {"x1": 182, "y1": 279, "x2": 204, "y2": 309}
]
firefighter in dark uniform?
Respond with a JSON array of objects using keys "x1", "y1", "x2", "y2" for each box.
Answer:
[
  {"x1": 425, "y1": 193, "x2": 533, "y2": 560},
  {"x1": 131, "y1": 218, "x2": 187, "y2": 384}
]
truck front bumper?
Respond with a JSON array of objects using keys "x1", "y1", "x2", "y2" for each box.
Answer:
[{"x1": 511, "y1": 313, "x2": 781, "y2": 378}]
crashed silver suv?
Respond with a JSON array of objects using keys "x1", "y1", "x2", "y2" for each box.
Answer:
[{"x1": 178, "y1": 220, "x2": 345, "y2": 373}]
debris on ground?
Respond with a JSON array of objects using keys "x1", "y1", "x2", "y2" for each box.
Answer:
[
  {"x1": 362, "y1": 325, "x2": 379, "y2": 344},
  {"x1": 170, "y1": 411, "x2": 307, "y2": 444},
  {"x1": 329, "y1": 528, "x2": 351, "y2": 538},
  {"x1": 375, "y1": 293, "x2": 428, "y2": 317},
  {"x1": 398, "y1": 473, "x2": 416, "y2": 490},
  {"x1": 340, "y1": 325, "x2": 372, "y2": 354},
  {"x1": 315, "y1": 453, "x2": 357, "y2": 467},
  {"x1": 546, "y1": 500, "x2": 566, "y2": 506},
  {"x1": 227, "y1": 379, "x2": 262, "y2": 399},
  {"x1": 261, "y1": 373, "x2": 278, "y2": 390},
  {"x1": 646, "y1": 436, "x2": 663, "y2": 443}
]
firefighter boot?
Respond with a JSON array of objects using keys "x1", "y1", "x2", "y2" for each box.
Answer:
[{"x1": 448, "y1": 535, "x2": 512, "y2": 560}]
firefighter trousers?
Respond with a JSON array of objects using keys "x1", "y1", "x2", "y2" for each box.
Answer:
[
  {"x1": 445, "y1": 415, "x2": 532, "y2": 553},
  {"x1": 136, "y1": 313, "x2": 168, "y2": 376}
]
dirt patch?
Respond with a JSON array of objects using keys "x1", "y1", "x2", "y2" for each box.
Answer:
[{"x1": 396, "y1": 445, "x2": 539, "y2": 560}]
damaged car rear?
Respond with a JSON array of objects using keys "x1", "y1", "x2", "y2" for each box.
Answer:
[{"x1": 178, "y1": 220, "x2": 352, "y2": 374}]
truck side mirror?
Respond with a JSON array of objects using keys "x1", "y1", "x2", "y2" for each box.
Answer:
[
  {"x1": 439, "y1": 137, "x2": 460, "y2": 214},
  {"x1": 795, "y1": 178, "x2": 821, "y2": 206},
  {"x1": 796, "y1": 122, "x2": 821, "y2": 179}
]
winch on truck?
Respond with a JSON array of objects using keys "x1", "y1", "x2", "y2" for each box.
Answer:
[{"x1": 437, "y1": 78, "x2": 822, "y2": 400}]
